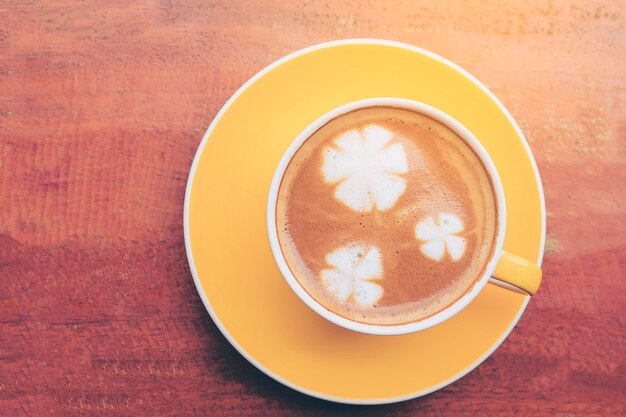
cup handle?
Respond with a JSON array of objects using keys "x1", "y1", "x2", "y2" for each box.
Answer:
[{"x1": 491, "y1": 251, "x2": 542, "y2": 295}]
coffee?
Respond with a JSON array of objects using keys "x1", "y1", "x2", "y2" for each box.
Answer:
[{"x1": 275, "y1": 106, "x2": 498, "y2": 325}]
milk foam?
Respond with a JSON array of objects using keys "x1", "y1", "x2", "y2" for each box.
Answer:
[
  {"x1": 320, "y1": 244, "x2": 384, "y2": 307},
  {"x1": 322, "y1": 124, "x2": 408, "y2": 212},
  {"x1": 415, "y1": 213, "x2": 467, "y2": 261}
]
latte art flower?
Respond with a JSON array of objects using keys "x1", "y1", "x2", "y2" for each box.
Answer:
[
  {"x1": 320, "y1": 243, "x2": 384, "y2": 307},
  {"x1": 415, "y1": 213, "x2": 467, "y2": 261},
  {"x1": 321, "y1": 125, "x2": 408, "y2": 212}
]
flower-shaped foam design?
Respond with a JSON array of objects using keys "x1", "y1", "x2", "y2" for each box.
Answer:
[
  {"x1": 320, "y1": 243, "x2": 384, "y2": 307},
  {"x1": 322, "y1": 125, "x2": 408, "y2": 212},
  {"x1": 415, "y1": 213, "x2": 467, "y2": 261}
]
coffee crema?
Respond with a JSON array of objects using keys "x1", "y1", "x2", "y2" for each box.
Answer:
[{"x1": 276, "y1": 106, "x2": 498, "y2": 325}]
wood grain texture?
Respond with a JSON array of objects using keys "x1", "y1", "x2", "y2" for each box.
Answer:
[{"x1": 1, "y1": 1, "x2": 625, "y2": 415}]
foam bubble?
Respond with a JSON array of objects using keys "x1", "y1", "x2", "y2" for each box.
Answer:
[
  {"x1": 415, "y1": 213, "x2": 467, "y2": 261},
  {"x1": 445, "y1": 236, "x2": 466, "y2": 261},
  {"x1": 334, "y1": 172, "x2": 373, "y2": 212},
  {"x1": 320, "y1": 243, "x2": 384, "y2": 307},
  {"x1": 420, "y1": 238, "x2": 446, "y2": 261},
  {"x1": 353, "y1": 246, "x2": 383, "y2": 281},
  {"x1": 335, "y1": 129, "x2": 365, "y2": 157},
  {"x1": 320, "y1": 269, "x2": 352, "y2": 301},
  {"x1": 415, "y1": 216, "x2": 440, "y2": 241},
  {"x1": 325, "y1": 243, "x2": 365, "y2": 272},
  {"x1": 438, "y1": 213, "x2": 464, "y2": 235},
  {"x1": 354, "y1": 280, "x2": 384, "y2": 307},
  {"x1": 321, "y1": 124, "x2": 408, "y2": 212},
  {"x1": 367, "y1": 172, "x2": 407, "y2": 211},
  {"x1": 361, "y1": 125, "x2": 393, "y2": 153},
  {"x1": 370, "y1": 143, "x2": 408, "y2": 173}
]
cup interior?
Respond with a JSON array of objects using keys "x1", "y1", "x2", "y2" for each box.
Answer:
[{"x1": 267, "y1": 98, "x2": 507, "y2": 335}]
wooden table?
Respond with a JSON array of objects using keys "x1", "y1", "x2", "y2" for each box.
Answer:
[{"x1": 2, "y1": 1, "x2": 624, "y2": 415}]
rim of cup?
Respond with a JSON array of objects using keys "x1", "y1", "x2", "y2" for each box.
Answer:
[{"x1": 267, "y1": 97, "x2": 507, "y2": 336}]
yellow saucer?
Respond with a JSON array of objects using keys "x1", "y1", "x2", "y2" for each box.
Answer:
[{"x1": 184, "y1": 40, "x2": 545, "y2": 404}]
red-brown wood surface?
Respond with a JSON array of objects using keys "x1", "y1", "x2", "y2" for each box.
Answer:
[{"x1": 1, "y1": 1, "x2": 625, "y2": 416}]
